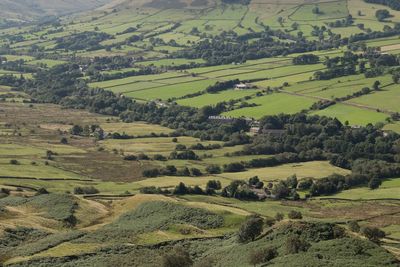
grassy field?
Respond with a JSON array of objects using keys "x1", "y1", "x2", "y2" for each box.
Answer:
[
  {"x1": 223, "y1": 92, "x2": 315, "y2": 119},
  {"x1": 313, "y1": 103, "x2": 388, "y2": 126},
  {"x1": 216, "y1": 161, "x2": 350, "y2": 181}
]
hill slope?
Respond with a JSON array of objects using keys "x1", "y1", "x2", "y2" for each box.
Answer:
[{"x1": 0, "y1": 0, "x2": 112, "y2": 21}]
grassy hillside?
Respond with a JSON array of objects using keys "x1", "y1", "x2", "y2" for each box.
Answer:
[{"x1": 0, "y1": 0, "x2": 111, "y2": 21}]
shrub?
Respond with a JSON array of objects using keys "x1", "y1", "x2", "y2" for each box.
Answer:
[
  {"x1": 9, "y1": 159, "x2": 19, "y2": 165},
  {"x1": 348, "y1": 221, "x2": 360, "y2": 233},
  {"x1": 162, "y1": 247, "x2": 193, "y2": 267},
  {"x1": 248, "y1": 247, "x2": 278, "y2": 266},
  {"x1": 288, "y1": 210, "x2": 303, "y2": 220},
  {"x1": 361, "y1": 226, "x2": 385, "y2": 243},
  {"x1": 143, "y1": 168, "x2": 160, "y2": 177},
  {"x1": 275, "y1": 212, "x2": 284, "y2": 221},
  {"x1": 285, "y1": 235, "x2": 310, "y2": 254},
  {"x1": 237, "y1": 216, "x2": 264, "y2": 243},
  {"x1": 206, "y1": 164, "x2": 221, "y2": 174},
  {"x1": 123, "y1": 155, "x2": 137, "y2": 161},
  {"x1": 73, "y1": 186, "x2": 99, "y2": 195}
]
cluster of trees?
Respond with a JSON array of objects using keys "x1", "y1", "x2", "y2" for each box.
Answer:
[
  {"x1": 142, "y1": 165, "x2": 203, "y2": 178},
  {"x1": 348, "y1": 23, "x2": 400, "y2": 43},
  {"x1": 0, "y1": 74, "x2": 26, "y2": 87},
  {"x1": 174, "y1": 29, "x2": 342, "y2": 65},
  {"x1": 88, "y1": 67, "x2": 159, "y2": 82},
  {"x1": 292, "y1": 54, "x2": 319, "y2": 65},
  {"x1": 0, "y1": 59, "x2": 37, "y2": 73},
  {"x1": 140, "y1": 179, "x2": 222, "y2": 196},
  {"x1": 205, "y1": 79, "x2": 239, "y2": 93},
  {"x1": 326, "y1": 16, "x2": 354, "y2": 28},
  {"x1": 314, "y1": 52, "x2": 359, "y2": 80},
  {"x1": 364, "y1": 0, "x2": 400, "y2": 10},
  {"x1": 69, "y1": 124, "x2": 105, "y2": 140},
  {"x1": 55, "y1": 31, "x2": 111, "y2": 51}
]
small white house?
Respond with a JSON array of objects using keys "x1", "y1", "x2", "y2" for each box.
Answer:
[{"x1": 235, "y1": 83, "x2": 256, "y2": 90}]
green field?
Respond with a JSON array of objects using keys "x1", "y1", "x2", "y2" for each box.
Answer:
[
  {"x1": 313, "y1": 103, "x2": 388, "y2": 126},
  {"x1": 223, "y1": 92, "x2": 315, "y2": 119}
]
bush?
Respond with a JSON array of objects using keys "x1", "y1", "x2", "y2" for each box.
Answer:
[
  {"x1": 153, "y1": 154, "x2": 167, "y2": 161},
  {"x1": 35, "y1": 188, "x2": 49, "y2": 195},
  {"x1": 73, "y1": 186, "x2": 99, "y2": 195},
  {"x1": 361, "y1": 226, "x2": 385, "y2": 243},
  {"x1": 190, "y1": 168, "x2": 202, "y2": 176},
  {"x1": 206, "y1": 164, "x2": 221, "y2": 174},
  {"x1": 9, "y1": 159, "x2": 19, "y2": 165},
  {"x1": 288, "y1": 210, "x2": 303, "y2": 219},
  {"x1": 237, "y1": 216, "x2": 264, "y2": 243},
  {"x1": 368, "y1": 178, "x2": 381, "y2": 189},
  {"x1": 285, "y1": 235, "x2": 310, "y2": 254},
  {"x1": 248, "y1": 247, "x2": 278, "y2": 266},
  {"x1": 223, "y1": 162, "x2": 245, "y2": 172},
  {"x1": 162, "y1": 247, "x2": 193, "y2": 267},
  {"x1": 348, "y1": 221, "x2": 360, "y2": 233},
  {"x1": 123, "y1": 155, "x2": 137, "y2": 161},
  {"x1": 275, "y1": 212, "x2": 284, "y2": 221},
  {"x1": 142, "y1": 168, "x2": 160, "y2": 177}
]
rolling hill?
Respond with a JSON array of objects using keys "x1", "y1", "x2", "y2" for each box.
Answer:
[{"x1": 0, "y1": 0, "x2": 112, "y2": 21}]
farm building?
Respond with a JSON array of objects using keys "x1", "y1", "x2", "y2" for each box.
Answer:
[{"x1": 234, "y1": 83, "x2": 256, "y2": 90}]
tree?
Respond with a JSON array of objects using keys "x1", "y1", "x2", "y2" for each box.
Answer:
[
  {"x1": 312, "y1": 6, "x2": 321, "y2": 14},
  {"x1": 206, "y1": 165, "x2": 221, "y2": 175},
  {"x1": 70, "y1": 124, "x2": 83, "y2": 135},
  {"x1": 286, "y1": 175, "x2": 298, "y2": 188},
  {"x1": 361, "y1": 226, "x2": 385, "y2": 243},
  {"x1": 291, "y1": 22, "x2": 299, "y2": 31},
  {"x1": 162, "y1": 247, "x2": 193, "y2": 267},
  {"x1": 173, "y1": 182, "x2": 188, "y2": 195},
  {"x1": 375, "y1": 9, "x2": 391, "y2": 21},
  {"x1": 206, "y1": 180, "x2": 221, "y2": 191},
  {"x1": 373, "y1": 80, "x2": 381, "y2": 90},
  {"x1": 368, "y1": 178, "x2": 381, "y2": 189},
  {"x1": 237, "y1": 216, "x2": 264, "y2": 243},
  {"x1": 285, "y1": 235, "x2": 310, "y2": 254},
  {"x1": 248, "y1": 247, "x2": 278, "y2": 266}
]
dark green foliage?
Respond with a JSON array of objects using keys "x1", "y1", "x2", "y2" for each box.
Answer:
[
  {"x1": 0, "y1": 227, "x2": 49, "y2": 250},
  {"x1": 360, "y1": 226, "x2": 386, "y2": 243},
  {"x1": 348, "y1": 221, "x2": 360, "y2": 233},
  {"x1": 73, "y1": 186, "x2": 99, "y2": 195},
  {"x1": 223, "y1": 162, "x2": 245, "y2": 172},
  {"x1": 288, "y1": 210, "x2": 303, "y2": 220},
  {"x1": 292, "y1": 54, "x2": 319, "y2": 65},
  {"x1": 285, "y1": 235, "x2": 311, "y2": 254},
  {"x1": 275, "y1": 213, "x2": 284, "y2": 221},
  {"x1": 206, "y1": 180, "x2": 222, "y2": 191},
  {"x1": 123, "y1": 154, "x2": 137, "y2": 161},
  {"x1": 109, "y1": 201, "x2": 224, "y2": 233},
  {"x1": 55, "y1": 31, "x2": 111, "y2": 51},
  {"x1": 364, "y1": 0, "x2": 400, "y2": 10},
  {"x1": 9, "y1": 159, "x2": 19, "y2": 165},
  {"x1": 238, "y1": 216, "x2": 264, "y2": 243},
  {"x1": 368, "y1": 178, "x2": 382, "y2": 189},
  {"x1": 248, "y1": 246, "x2": 278, "y2": 266},
  {"x1": 375, "y1": 9, "x2": 391, "y2": 21},
  {"x1": 162, "y1": 247, "x2": 193, "y2": 267},
  {"x1": 206, "y1": 164, "x2": 221, "y2": 174}
]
